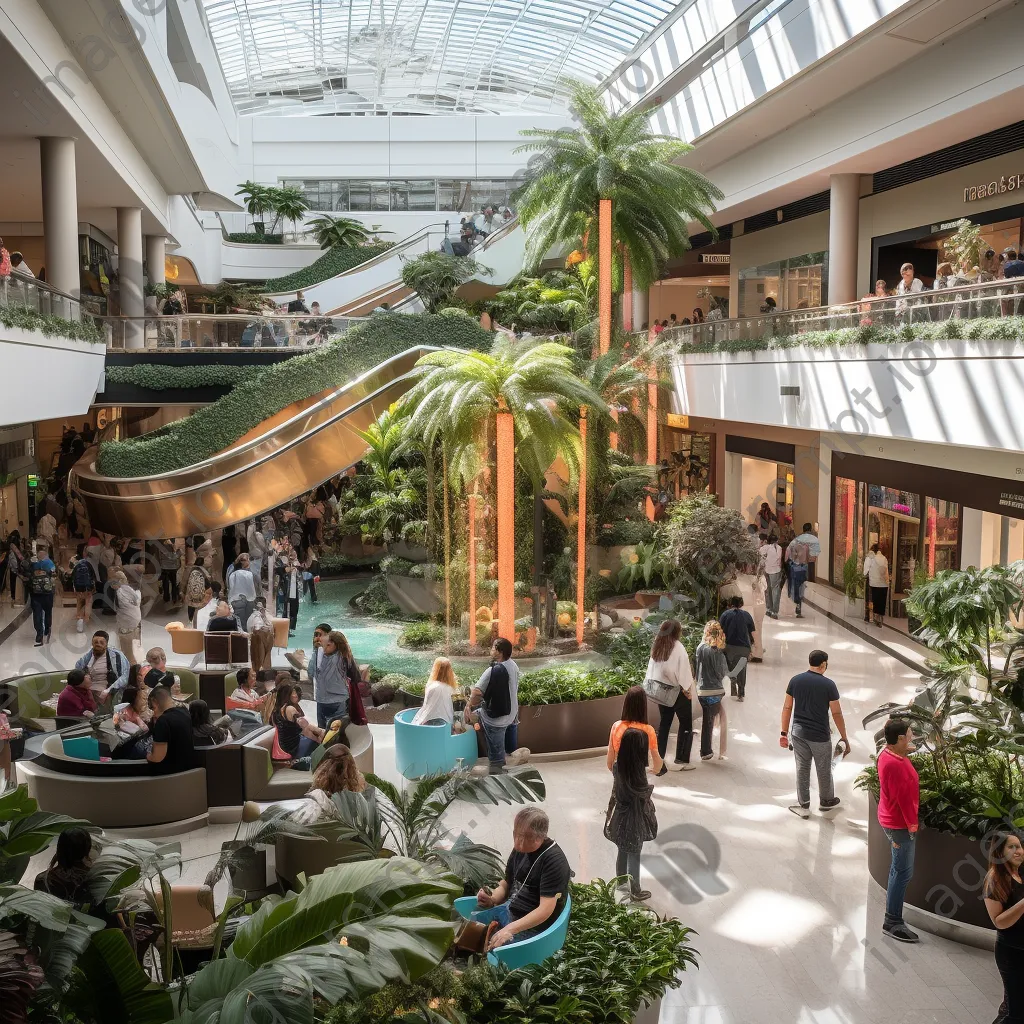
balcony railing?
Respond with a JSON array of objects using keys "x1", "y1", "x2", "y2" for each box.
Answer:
[
  {"x1": 0, "y1": 273, "x2": 81, "y2": 322},
  {"x1": 96, "y1": 313, "x2": 372, "y2": 351},
  {"x1": 655, "y1": 276, "x2": 1024, "y2": 352}
]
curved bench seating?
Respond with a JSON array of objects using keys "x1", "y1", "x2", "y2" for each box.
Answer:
[
  {"x1": 453, "y1": 894, "x2": 571, "y2": 970},
  {"x1": 393, "y1": 708, "x2": 479, "y2": 779}
]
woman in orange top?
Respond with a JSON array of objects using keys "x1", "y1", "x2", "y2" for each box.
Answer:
[{"x1": 607, "y1": 686, "x2": 664, "y2": 775}]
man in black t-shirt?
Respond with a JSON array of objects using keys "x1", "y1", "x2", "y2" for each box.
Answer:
[
  {"x1": 147, "y1": 687, "x2": 198, "y2": 775},
  {"x1": 473, "y1": 807, "x2": 571, "y2": 951},
  {"x1": 719, "y1": 595, "x2": 755, "y2": 700},
  {"x1": 779, "y1": 650, "x2": 850, "y2": 816}
]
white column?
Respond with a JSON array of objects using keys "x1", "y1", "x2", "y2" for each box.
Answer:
[
  {"x1": 960, "y1": 507, "x2": 983, "y2": 569},
  {"x1": 146, "y1": 235, "x2": 166, "y2": 287},
  {"x1": 39, "y1": 137, "x2": 80, "y2": 303},
  {"x1": 632, "y1": 286, "x2": 649, "y2": 331},
  {"x1": 117, "y1": 207, "x2": 144, "y2": 349},
  {"x1": 827, "y1": 173, "x2": 861, "y2": 307}
]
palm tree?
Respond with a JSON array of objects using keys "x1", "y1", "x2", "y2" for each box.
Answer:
[
  {"x1": 403, "y1": 336, "x2": 605, "y2": 638},
  {"x1": 515, "y1": 83, "x2": 723, "y2": 350},
  {"x1": 268, "y1": 184, "x2": 310, "y2": 237},
  {"x1": 400, "y1": 251, "x2": 492, "y2": 314},
  {"x1": 306, "y1": 214, "x2": 373, "y2": 249},
  {"x1": 235, "y1": 180, "x2": 273, "y2": 232}
]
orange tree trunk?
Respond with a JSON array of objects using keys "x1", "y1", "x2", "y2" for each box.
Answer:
[
  {"x1": 577, "y1": 407, "x2": 588, "y2": 645},
  {"x1": 496, "y1": 401, "x2": 515, "y2": 641},
  {"x1": 599, "y1": 198, "x2": 612, "y2": 356}
]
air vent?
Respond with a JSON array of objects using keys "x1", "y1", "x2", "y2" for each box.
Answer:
[
  {"x1": 873, "y1": 120, "x2": 1024, "y2": 194},
  {"x1": 687, "y1": 223, "x2": 733, "y2": 249},
  {"x1": 743, "y1": 190, "x2": 830, "y2": 234}
]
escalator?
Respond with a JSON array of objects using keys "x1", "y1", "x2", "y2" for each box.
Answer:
[{"x1": 70, "y1": 347, "x2": 431, "y2": 539}]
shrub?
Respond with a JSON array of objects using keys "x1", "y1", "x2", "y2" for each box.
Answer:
[
  {"x1": 373, "y1": 673, "x2": 416, "y2": 704},
  {"x1": 226, "y1": 232, "x2": 283, "y2": 244},
  {"x1": 104, "y1": 364, "x2": 264, "y2": 390},
  {"x1": 353, "y1": 575, "x2": 402, "y2": 618},
  {"x1": 398, "y1": 621, "x2": 445, "y2": 650},
  {"x1": 97, "y1": 314, "x2": 494, "y2": 478},
  {"x1": 261, "y1": 243, "x2": 395, "y2": 292},
  {"x1": 516, "y1": 662, "x2": 636, "y2": 705},
  {"x1": 0, "y1": 304, "x2": 102, "y2": 344},
  {"x1": 596, "y1": 519, "x2": 656, "y2": 546}
]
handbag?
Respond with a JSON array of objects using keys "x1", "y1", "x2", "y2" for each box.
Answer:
[
  {"x1": 642, "y1": 676, "x2": 680, "y2": 707},
  {"x1": 603, "y1": 792, "x2": 616, "y2": 841}
]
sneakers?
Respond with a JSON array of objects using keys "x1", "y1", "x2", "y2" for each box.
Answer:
[
  {"x1": 655, "y1": 765, "x2": 668, "y2": 777},
  {"x1": 701, "y1": 753, "x2": 714, "y2": 761},
  {"x1": 883, "y1": 921, "x2": 920, "y2": 943},
  {"x1": 819, "y1": 797, "x2": 841, "y2": 812},
  {"x1": 737, "y1": 696, "x2": 745, "y2": 702},
  {"x1": 671, "y1": 760, "x2": 695, "y2": 771},
  {"x1": 679, "y1": 762, "x2": 697, "y2": 771},
  {"x1": 76, "y1": 618, "x2": 84, "y2": 633},
  {"x1": 628, "y1": 888, "x2": 652, "y2": 902},
  {"x1": 507, "y1": 747, "x2": 531, "y2": 766},
  {"x1": 788, "y1": 804, "x2": 811, "y2": 819},
  {"x1": 33, "y1": 639, "x2": 43, "y2": 647}
]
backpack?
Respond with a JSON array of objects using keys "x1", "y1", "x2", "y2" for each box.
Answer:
[
  {"x1": 29, "y1": 562, "x2": 54, "y2": 595},
  {"x1": 482, "y1": 662, "x2": 512, "y2": 719},
  {"x1": 72, "y1": 559, "x2": 95, "y2": 589},
  {"x1": 185, "y1": 565, "x2": 209, "y2": 606}
]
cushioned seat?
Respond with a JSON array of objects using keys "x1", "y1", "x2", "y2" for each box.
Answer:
[
  {"x1": 275, "y1": 835, "x2": 375, "y2": 890},
  {"x1": 453, "y1": 894, "x2": 571, "y2": 970},
  {"x1": 167, "y1": 629, "x2": 205, "y2": 656},
  {"x1": 393, "y1": 708, "x2": 479, "y2": 779}
]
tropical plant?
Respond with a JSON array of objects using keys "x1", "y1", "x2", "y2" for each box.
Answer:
[
  {"x1": 235, "y1": 180, "x2": 274, "y2": 229},
  {"x1": 262, "y1": 242, "x2": 396, "y2": 292},
  {"x1": 514, "y1": 82, "x2": 722, "y2": 291},
  {"x1": 616, "y1": 539, "x2": 665, "y2": 593},
  {"x1": 267, "y1": 184, "x2": 311, "y2": 236},
  {"x1": 486, "y1": 268, "x2": 595, "y2": 334},
  {"x1": 843, "y1": 552, "x2": 864, "y2": 602},
  {"x1": 398, "y1": 621, "x2": 445, "y2": 649},
  {"x1": 178, "y1": 859, "x2": 462, "y2": 1024},
  {"x1": 323, "y1": 768, "x2": 546, "y2": 889},
  {"x1": 579, "y1": 350, "x2": 655, "y2": 454},
  {"x1": 307, "y1": 214, "x2": 373, "y2": 249},
  {"x1": 400, "y1": 251, "x2": 492, "y2": 314},
  {"x1": 942, "y1": 217, "x2": 986, "y2": 272},
  {"x1": 203, "y1": 280, "x2": 273, "y2": 314},
  {"x1": 658, "y1": 494, "x2": 759, "y2": 618}
]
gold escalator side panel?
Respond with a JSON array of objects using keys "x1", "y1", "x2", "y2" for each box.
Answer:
[{"x1": 71, "y1": 347, "x2": 431, "y2": 539}]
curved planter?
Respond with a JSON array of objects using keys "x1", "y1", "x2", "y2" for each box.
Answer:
[
  {"x1": 517, "y1": 693, "x2": 622, "y2": 755},
  {"x1": 867, "y1": 794, "x2": 994, "y2": 936}
]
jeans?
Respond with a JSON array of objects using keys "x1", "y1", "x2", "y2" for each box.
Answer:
[
  {"x1": 657, "y1": 690, "x2": 693, "y2": 762},
  {"x1": 725, "y1": 644, "x2": 750, "y2": 698},
  {"x1": 615, "y1": 845, "x2": 642, "y2": 893},
  {"x1": 480, "y1": 718, "x2": 518, "y2": 772},
  {"x1": 250, "y1": 557, "x2": 263, "y2": 589},
  {"x1": 699, "y1": 697, "x2": 723, "y2": 757},
  {"x1": 994, "y1": 942, "x2": 1024, "y2": 1024},
  {"x1": 317, "y1": 702, "x2": 349, "y2": 732},
  {"x1": 287, "y1": 597, "x2": 299, "y2": 630},
  {"x1": 791, "y1": 733, "x2": 834, "y2": 806},
  {"x1": 31, "y1": 593, "x2": 53, "y2": 641},
  {"x1": 765, "y1": 572, "x2": 782, "y2": 615},
  {"x1": 295, "y1": 735, "x2": 318, "y2": 759},
  {"x1": 231, "y1": 597, "x2": 254, "y2": 628},
  {"x1": 469, "y1": 901, "x2": 530, "y2": 942},
  {"x1": 881, "y1": 827, "x2": 916, "y2": 925},
  {"x1": 789, "y1": 564, "x2": 808, "y2": 609},
  {"x1": 160, "y1": 568, "x2": 179, "y2": 604}
]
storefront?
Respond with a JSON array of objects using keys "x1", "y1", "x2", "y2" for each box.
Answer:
[{"x1": 830, "y1": 453, "x2": 1024, "y2": 616}]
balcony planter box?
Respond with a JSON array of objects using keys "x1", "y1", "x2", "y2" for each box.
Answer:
[{"x1": 867, "y1": 794, "x2": 993, "y2": 934}]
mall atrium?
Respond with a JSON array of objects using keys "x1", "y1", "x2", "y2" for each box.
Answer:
[{"x1": 0, "y1": 0, "x2": 1022, "y2": 1021}]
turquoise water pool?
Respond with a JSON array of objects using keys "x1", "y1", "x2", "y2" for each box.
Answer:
[{"x1": 292, "y1": 579, "x2": 435, "y2": 677}]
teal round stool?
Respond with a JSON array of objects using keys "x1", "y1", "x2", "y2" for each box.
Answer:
[
  {"x1": 453, "y1": 894, "x2": 571, "y2": 969},
  {"x1": 394, "y1": 708, "x2": 480, "y2": 779}
]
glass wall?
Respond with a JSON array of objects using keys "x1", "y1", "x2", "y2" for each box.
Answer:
[
  {"x1": 736, "y1": 250, "x2": 827, "y2": 316},
  {"x1": 282, "y1": 178, "x2": 520, "y2": 214}
]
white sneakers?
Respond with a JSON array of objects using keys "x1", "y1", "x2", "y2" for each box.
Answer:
[
  {"x1": 507, "y1": 747, "x2": 532, "y2": 766},
  {"x1": 76, "y1": 618, "x2": 84, "y2": 633}
]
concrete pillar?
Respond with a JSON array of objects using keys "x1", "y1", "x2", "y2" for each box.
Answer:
[
  {"x1": 960, "y1": 507, "x2": 983, "y2": 569},
  {"x1": 827, "y1": 174, "x2": 861, "y2": 307},
  {"x1": 632, "y1": 286, "x2": 649, "y2": 332},
  {"x1": 146, "y1": 235, "x2": 166, "y2": 287},
  {"x1": 117, "y1": 207, "x2": 144, "y2": 348},
  {"x1": 38, "y1": 137, "x2": 80, "y2": 302}
]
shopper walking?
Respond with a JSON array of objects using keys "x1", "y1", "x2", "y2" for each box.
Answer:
[
  {"x1": 468, "y1": 637, "x2": 521, "y2": 774},
  {"x1": 877, "y1": 717, "x2": 920, "y2": 943},
  {"x1": 645, "y1": 620, "x2": 695, "y2": 771},
  {"x1": 110, "y1": 570, "x2": 143, "y2": 665},
  {"x1": 719, "y1": 596, "x2": 754, "y2": 701},
  {"x1": 863, "y1": 543, "x2": 890, "y2": 628},
  {"x1": 759, "y1": 533, "x2": 783, "y2": 618},
  {"x1": 157, "y1": 541, "x2": 181, "y2": 608},
  {"x1": 246, "y1": 600, "x2": 276, "y2": 673},
  {"x1": 984, "y1": 830, "x2": 1024, "y2": 1020},
  {"x1": 695, "y1": 621, "x2": 731, "y2": 761},
  {"x1": 28, "y1": 544, "x2": 56, "y2": 647},
  {"x1": 70, "y1": 543, "x2": 97, "y2": 634},
  {"x1": 779, "y1": 650, "x2": 849, "y2": 817},
  {"x1": 246, "y1": 519, "x2": 269, "y2": 598},
  {"x1": 228, "y1": 553, "x2": 257, "y2": 627},
  {"x1": 183, "y1": 559, "x2": 210, "y2": 625},
  {"x1": 607, "y1": 685, "x2": 665, "y2": 777},
  {"x1": 604, "y1": 727, "x2": 658, "y2": 902},
  {"x1": 785, "y1": 523, "x2": 820, "y2": 617}
]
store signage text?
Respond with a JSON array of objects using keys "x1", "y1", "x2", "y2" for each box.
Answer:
[
  {"x1": 999, "y1": 491, "x2": 1024, "y2": 513},
  {"x1": 964, "y1": 175, "x2": 1023, "y2": 203},
  {"x1": 700, "y1": 254, "x2": 730, "y2": 264}
]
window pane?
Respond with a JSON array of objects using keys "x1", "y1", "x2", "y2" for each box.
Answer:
[
  {"x1": 438, "y1": 180, "x2": 473, "y2": 211},
  {"x1": 390, "y1": 179, "x2": 437, "y2": 211},
  {"x1": 349, "y1": 180, "x2": 389, "y2": 212}
]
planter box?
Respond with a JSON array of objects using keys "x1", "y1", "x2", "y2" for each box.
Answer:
[
  {"x1": 387, "y1": 575, "x2": 443, "y2": 615},
  {"x1": 867, "y1": 794, "x2": 993, "y2": 931},
  {"x1": 517, "y1": 693, "x2": 622, "y2": 754},
  {"x1": 633, "y1": 997, "x2": 662, "y2": 1024},
  {"x1": 388, "y1": 540, "x2": 431, "y2": 563}
]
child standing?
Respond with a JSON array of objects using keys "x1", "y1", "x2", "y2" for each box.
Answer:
[{"x1": 604, "y1": 727, "x2": 658, "y2": 902}]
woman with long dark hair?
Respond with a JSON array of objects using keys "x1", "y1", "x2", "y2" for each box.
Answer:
[
  {"x1": 606, "y1": 685, "x2": 664, "y2": 776},
  {"x1": 984, "y1": 830, "x2": 1024, "y2": 1020},
  {"x1": 34, "y1": 828, "x2": 94, "y2": 906},
  {"x1": 647, "y1": 620, "x2": 695, "y2": 770},
  {"x1": 604, "y1": 727, "x2": 658, "y2": 902},
  {"x1": 272, "y1": 682, "x2": 324, "y2": 762},
  {"x1": 189, "y1": 700, "x2": 228, "y2": 747}
]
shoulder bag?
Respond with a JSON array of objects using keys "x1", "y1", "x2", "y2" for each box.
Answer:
[{"x1": 642, "y1": 672, "x2": 680, "y2": 707}]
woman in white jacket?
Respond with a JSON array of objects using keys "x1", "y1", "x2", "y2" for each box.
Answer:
[
  {"x1": 647, "y1": 620, "x2": 696, "y2": 771},
  {"x1": 863, "y1": 543, "x2": 890, "y2": 628},
  {"x1": 412, "y1": 657, "x2": 460, "y2": 727}
]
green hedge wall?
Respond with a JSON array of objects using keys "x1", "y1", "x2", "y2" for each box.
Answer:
[
  {"x1": 104, "y1": 364, "x2": 265, "y2": 390},
  {"x1": 227, "y1": 232, "x2": 284, "y2": 244},
  {"x1": 96, "y1": 314, "x2": 494, "y2": 478},
  {"x1": 262, "y1": 243, "x2": 395, "y2": 292},
  {"x1": 0, "y1": 304, "x2": 102, "y2": 344},
  {"x1": 685, "y1": 315, "x2": 1024, "y2": 354}
]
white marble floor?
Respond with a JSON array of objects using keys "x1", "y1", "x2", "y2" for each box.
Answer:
[{"x1": 11, "y1": 590, "x2": 1005, "y2": 1024}]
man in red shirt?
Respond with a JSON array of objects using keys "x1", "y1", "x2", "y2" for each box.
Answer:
[
  {"x1": 877, "y1": 718, "x2": 920, "y2": 943},
  {"x1": 56, "y1": 669, "x2": 97, "y2": 719}
]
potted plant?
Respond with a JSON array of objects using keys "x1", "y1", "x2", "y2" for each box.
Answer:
[
  {"x1": 856, "y1": 562, "x2": 1024, "y2": 932},
  {"x1": 843, "y1": 552, "x2": 864, "y2": 615},
  {"x1": 235, "y1": 180, "x2": 273, "y2": 235}
]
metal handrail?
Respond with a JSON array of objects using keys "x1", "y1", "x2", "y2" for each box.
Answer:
[
  {"x1": 0, "y1": 274, "x2": 81, "y2": 322},
  {"x1": 653, "y1": 275, "x2": 1024, "y2": 351}
]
